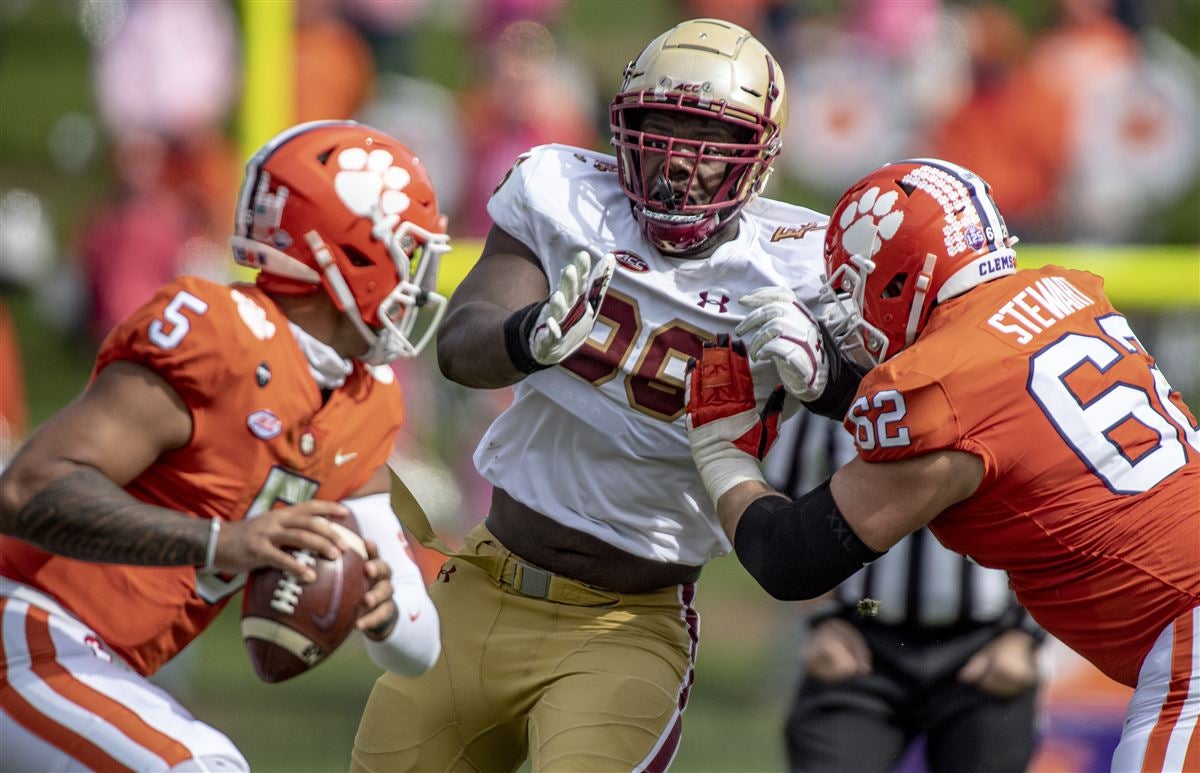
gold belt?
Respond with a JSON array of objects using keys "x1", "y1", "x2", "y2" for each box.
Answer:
[{"x1": 390, "y1": 470, "x2": 619, "y2": 607}]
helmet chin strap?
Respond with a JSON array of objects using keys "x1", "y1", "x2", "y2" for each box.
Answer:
[
  {"x1": 904, "y1": 253, "x2": 939, "y2": 348},
  {"x1": 304, "y1": 230, "x2": 382, "y2": 361},
  {"x1": 650, "y1": 175, "x2": 683, "y2": 212}
]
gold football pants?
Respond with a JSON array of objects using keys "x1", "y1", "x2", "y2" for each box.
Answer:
[{"x1": 351, "y1": 523, "x2": 700, "y2": 772}]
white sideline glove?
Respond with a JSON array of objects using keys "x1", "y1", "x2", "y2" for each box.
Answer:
[
  {"x1": 735, "y1": 287, "x2": 828, "y2": 402},
  {"x1": 529, "y1": 250, "x2": 616, "y2": 366}
]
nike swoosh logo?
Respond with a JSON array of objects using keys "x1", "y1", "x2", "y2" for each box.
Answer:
[
  {"x1": 333, "y1": 450, "x2": 358, "y2": 466},
  {"x1": 311, "y1": 555, "x2": 344, "y2": 630}
]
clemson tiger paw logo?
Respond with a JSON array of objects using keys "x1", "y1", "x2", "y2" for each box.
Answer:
[
  {"x1": 334, "y1": 147, "x2": 412, "y2": 228},
  {"x1": 839, "y1": 186, "x2": 904, "y2": 259}
]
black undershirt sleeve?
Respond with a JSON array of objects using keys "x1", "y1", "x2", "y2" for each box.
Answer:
[
  {"x1": 801, "y1": 322, "x2": 869, "y2": 420},
  {"x1": 733, "y1": 480, "x2": 885, "y2": 601}
]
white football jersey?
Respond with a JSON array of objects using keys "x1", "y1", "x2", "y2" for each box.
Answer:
[{"x1": 478, "y1": 144, "x2": 828, "y2": 565}]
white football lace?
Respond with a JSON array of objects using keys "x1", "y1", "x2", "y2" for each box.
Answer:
[{"x1": 269, "y1": 551, "x2": 316, "y2": 614}]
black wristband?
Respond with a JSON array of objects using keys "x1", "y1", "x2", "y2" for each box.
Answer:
[
  {"x1": 503, "y1": 301, "x2": 550, "y2": 375},
  {"x1": 802, "y1": 321, "x2": 869, "y2": 420}
]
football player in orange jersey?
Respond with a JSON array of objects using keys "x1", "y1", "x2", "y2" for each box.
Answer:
[
  {"x1": 0, "y1": 121, "x2": 447, "y2": 771},
  {"x1": 687, "y1": 158, "x2": 1199, "y2": 771}
]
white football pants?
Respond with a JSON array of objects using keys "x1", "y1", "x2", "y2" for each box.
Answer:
[
  {"x1": 0, "y1": 579, "x2": 248, "y2": 772},
  {"x1": 1112, "y1": 605, "x2": 1200, "y2": 772}
]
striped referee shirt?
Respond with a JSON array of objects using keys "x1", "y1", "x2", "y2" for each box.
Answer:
[{"x1": 763, "y1": 412, "x2": 1044, "y2": 636}]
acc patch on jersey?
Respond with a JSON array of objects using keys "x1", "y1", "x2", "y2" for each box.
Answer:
[
  {"x1": 613, "y1": 249, "x2": 649, "y2": 273},
  {"x1": 247, "y1": 409, "x2": 283, "y2": 440}
]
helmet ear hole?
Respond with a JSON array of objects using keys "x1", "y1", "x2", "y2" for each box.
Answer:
[
  {"x1": 882, "y1": 273, "x2": 908, "y2": 299},
  {"x1": 342, "y1": 245, "x2": 375, "y2": 268}
]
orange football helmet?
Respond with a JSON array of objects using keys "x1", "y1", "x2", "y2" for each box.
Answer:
[
  {"x1": 230, "y1": 120, "x2": 449, "y2": 363},
  {"x1": 821, "y1": 158, "x2": 1019, "y2": 365}
]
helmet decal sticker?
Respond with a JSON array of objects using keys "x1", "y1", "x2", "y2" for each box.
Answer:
[
  {"x1": 334, "y1": 147, "x2": 412, "y2": 230},
  {"x1": 839, "y1": 186, "x2": 903, "y2": 260}
]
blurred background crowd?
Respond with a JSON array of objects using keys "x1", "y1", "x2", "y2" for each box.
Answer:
[{"x1": 1, "y1": 1, "x2": 1197, "y2": 770}]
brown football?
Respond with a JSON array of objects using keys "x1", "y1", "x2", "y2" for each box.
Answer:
[{"x1": 240, "y1": 515, "x2": 369, "y2": 683}]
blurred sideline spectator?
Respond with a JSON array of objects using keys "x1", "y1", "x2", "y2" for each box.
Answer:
[
  {"x1": 1034, "y1": 0, "x2": 1199, "y2": 241},
  {"x1": 0, "y1": 304, "x2": 26, "y2": 467},
  {"x1": 340, "y1": 0, "x2": 432, "y2": 74},
  {"x1": 0, "y1": 188, "x2": 54, "y2": 467},
  {"x1": 77, "y1": 132, "x2": 228, "y2": 340},
  {"x1": 929, "y1": 3, "x2": 1072, "y2": 239},
  {"x1": 295, "y1": 0, "x2": 376, "y2": 123},
  {"x1": 82, "y1": 0, "x2": 239, "y2": 340},
  {"x1": 456, "y1": 18, "x2": 599, "y2": 236}
]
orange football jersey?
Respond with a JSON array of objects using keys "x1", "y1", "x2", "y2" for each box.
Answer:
[
  {"x1": 845, "y1": 266, "x2": 1199, "y2": 687},
  {"x1": 0, "y1": 277, "x2": 404, "y2": 675}
]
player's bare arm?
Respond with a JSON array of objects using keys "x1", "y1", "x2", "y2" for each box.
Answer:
[
  {"x1": 828, "y1": 452, "x2": 983, "y2": 550},
  {"x1": 436, "y1": 225, "x2": 550, "y2": 387},
  {"x1": 0, "y1": 361, "x2": 345, "y2": 580}
]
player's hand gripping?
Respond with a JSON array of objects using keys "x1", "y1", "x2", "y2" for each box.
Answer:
[
  {"x1": 357, "y1": 539, "x2": 398, "y2": 641},
  {"x1": 735, "y1": 287, "x2": 828, "y2": 402},
  {"x1": 506, "y1": 250, "x2": 617, "y2": 372},
  {"x1": 685, "y1": 335, "x2": 786, "y2": 504},
  {"x1": 209, "y1": 500, "x2": 350, "y2": 582}
]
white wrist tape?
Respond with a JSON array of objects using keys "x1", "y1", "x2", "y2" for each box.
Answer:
[{"x1": 689, "y1": 409, "x2": 768, "y2": 504}]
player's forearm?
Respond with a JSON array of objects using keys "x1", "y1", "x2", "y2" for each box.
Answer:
[
  {"x1": 436, "y1": 301, "x2": 529, "y2": 388},
  {"x1": 5, "y1": 466, "x2": 209, "y2": 566},
  {"x1": 716, "y1": 480, "x2": 778, "y2": 542}
]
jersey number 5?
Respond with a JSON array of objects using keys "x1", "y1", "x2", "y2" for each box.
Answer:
[
  {"x1": 148, "y1": 290, "x2": 209, "y2": 350},
  {"x1": 1029, "y1": 314, "x2": 1199, "y2": 494}
]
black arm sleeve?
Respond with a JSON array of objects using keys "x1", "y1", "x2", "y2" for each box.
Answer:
[
  {"x1": 733, "y1": 481, "x2": 885, "y2": 601},
  {"x1": 801, "y1": 322, "x2": 869, "y2": 421}
]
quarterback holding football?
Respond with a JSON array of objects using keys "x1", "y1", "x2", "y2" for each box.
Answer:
[{"x1": 0, "y1": 121, "x2": 444, "y2": 771}]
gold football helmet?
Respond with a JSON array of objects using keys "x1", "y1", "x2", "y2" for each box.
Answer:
[{"x1": 610, "y1": 18, "x2": 787, "y2": 254}]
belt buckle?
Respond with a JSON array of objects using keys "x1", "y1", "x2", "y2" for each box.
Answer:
[{"x1": 514, "y1": 562, "x2": 551, "y2": 599}]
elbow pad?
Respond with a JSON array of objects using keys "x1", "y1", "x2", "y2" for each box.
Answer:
[
  {"x1": 801, "y1": 323, "x2": 868, "y2": 420},
  {"x1": 733, "y1": 481, "x2": 884, "y2": 601}
]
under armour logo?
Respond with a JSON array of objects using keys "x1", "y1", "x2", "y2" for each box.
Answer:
[
  {"x1": 697, "y1": 291, "x2": 730, "y2": 313},
  {"x1": 436, "y1": 565, "x2": 457, "y2": 583}
]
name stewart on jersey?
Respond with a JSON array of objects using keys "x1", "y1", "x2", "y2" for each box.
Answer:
[
  {"x1": 987, "y1": 275, "x2": 1096, "y2": 345},
  {"x1": 848, "y1": 266, "x2": 1199, "y2": 686},
  {"x1": 482, "y1": 144, "x2": 828, "y2": 564}
]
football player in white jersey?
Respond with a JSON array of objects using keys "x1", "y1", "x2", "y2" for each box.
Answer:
[{"x1": 352, "y1": 18, "x2": 865, "y2": 772}]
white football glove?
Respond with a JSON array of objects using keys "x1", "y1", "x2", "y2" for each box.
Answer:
[
  {"x1": 531, "y1": 250, "x2": 616, "y2": 365},
  {"x1": 505, "y1": 250, "x2": 617, "y2": 373},
  {"x1": 735, "y1": 287, "x2": 828, "y2": 403}
]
